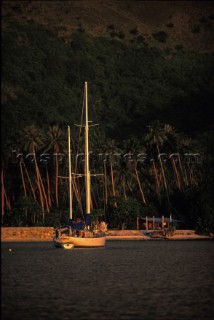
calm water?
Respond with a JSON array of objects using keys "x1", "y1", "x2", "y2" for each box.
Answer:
[{"x1": 1, "y1": 240, "x2": 214, "y2": 320}]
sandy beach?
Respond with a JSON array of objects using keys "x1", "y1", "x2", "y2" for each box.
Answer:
[{"x1": 1, "y1": 227, "x2": 213, "y2": 242}]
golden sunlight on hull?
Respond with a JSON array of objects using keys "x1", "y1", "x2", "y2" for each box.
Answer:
[{"x1": 53, "y1": 235, "x2": 106, "y2": 248}]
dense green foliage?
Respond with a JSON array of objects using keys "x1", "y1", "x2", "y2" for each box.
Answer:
[{"x1": 1, "y1": 20, "x2": 214, "y2": 233}]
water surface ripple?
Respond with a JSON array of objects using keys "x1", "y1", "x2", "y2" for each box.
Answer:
[{"x1": 1, "y1": 240, "x2": 214, "y2": 320}]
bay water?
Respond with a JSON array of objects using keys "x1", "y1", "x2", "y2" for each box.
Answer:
[{"x1": 1, "y1": 240, "x2": 214, "y2": 320}]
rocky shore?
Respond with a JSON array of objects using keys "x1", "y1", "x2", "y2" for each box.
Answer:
[{"x1": 1, "y1": 227, "x2": 213, "y2": 241}]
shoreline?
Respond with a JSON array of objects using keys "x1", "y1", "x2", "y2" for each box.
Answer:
[
  {"x1": 1, "y1": 227, "x2": 213, "y2": 242},
  {"x1": 2, "y1": 235, "x2": 213, "y2": 243}
]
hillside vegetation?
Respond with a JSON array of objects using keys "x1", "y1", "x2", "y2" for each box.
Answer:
[{"x1": 1, "y1": 1, "x2": 214, "y2": 233}]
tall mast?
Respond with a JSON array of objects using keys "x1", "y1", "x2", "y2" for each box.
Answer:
[
  {"x1": 85, "y1": 81, "x2": 91, "y2": 216},
  {"x1": 68, "y1": 125, "x2": 72, "y2": 220}
]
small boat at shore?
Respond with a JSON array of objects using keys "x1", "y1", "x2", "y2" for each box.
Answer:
[
  {"x1": 149, "y1": 230, "x2": 170, "y2": 239},
  {"x1": 53, "y1": 82, "x2": 106, "y2": 248},
  {"x1": 141, "y1": 216, "x2": 180, "y2": 239}
]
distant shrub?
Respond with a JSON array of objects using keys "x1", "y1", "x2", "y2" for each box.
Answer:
[
  {"x1": 107, "y1": 24, "x2": 115, "y2": 30},
  {"x1": 129, "y1": 28, "x2": 138, "y2": 35},
  {"x1": 198, "y1": 17, "x2": 207, "y2": 23},
  {"x1": 191, "y1": 26, "x2": 200, "y2": 33},
  {"x1": 118, "y1": 31, "x2": 125, "y2": 39},
  {"x1": 166, "y1": 22, "x2": 174, "y2": 28},
  {"x1": 56, "y1": 26, "x2": 67, "y2": 32},
  {"x1": 175, "y1": 44, "x2": 183, "y2": 51},
  {"x1": 77, "y1": 24, "x2": 85, "y2": 33},
  {"x1": 152, "y1": 31, "x2": 168, "y2": 43},
  {"x1": 110, "y1": 31, "x2": 117, "y2": 38},
  {"x1": 11, "y1": 4, "x2": 22, "y2": 13},
  {"x1": 164, "y1": 47, "x2": 172, "y2": 54},
  {"x1": 129, "y1": 35, "x2": 147, "y2": 47},
  {"x1": 205, "y1": 22, "x2": 212, "y2": 29},
  {"x1": 64, "y1": 8, "x2": 71, "y2": 14},
  {"x1": 136, "y1": 35, "x2": 145, "y2": 43}
]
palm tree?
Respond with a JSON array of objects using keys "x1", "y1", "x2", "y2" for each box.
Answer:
[
  {"x1": 45, "y1": 124, "x2": 65, "y2": 207},
  {"x1": 104, "y1": 139, "x2": 121, "y2": 208},
  {"x1": 145, "y1": 121, "x2": 168, "y2": 191},
  {"x1": 123, "y1": 137, "x2": 147, "y2": 204},
  {"x1": 23, "y1": 125, "x2": 48, "y2": 222},
  {"x1": 166, "y1": 127, "x2": 197, "y2": 189},
  {"x1": 1, "y1": 168, "x2": 11, "y2": 221},
  {"x1": 164, "y1": 124, "x2": 182, "y2": 190}
]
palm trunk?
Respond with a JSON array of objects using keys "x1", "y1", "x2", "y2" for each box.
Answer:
[
  {"x1": 103, "y1": 161, "x2": 108, "y2": 205},
  {"x1": 55, "y1": 155, "x2": 59, "y2": 206},
  {"x1": 1, "y1": 170, "x2": 5, "y2": 218},
  {"x1": 38, "y1": 171, "x2": 49, "y2": 212},
  {"x1": 156, "y1": 144, "x2": 170, "y2": 205},
  {"x1": 1, "y1": 169, "x2": 11, "y2": 212},
  {"x1": 20, "y1": 162, "x2": 28, "y2": 218},
  {"x1": 157, "y1": 144, "x2": 168, "y2": 190},
  {"x1": 134, "y1": 167, "x2": 146, "y2": 204},
  {"x1": 178, "y1": 154, "x2": 188, "y2": 186},
  {"x1": 36, "y1": 178, "x2": 45, "y2": 221},
  {"x1": 152, "y1": 161, "x2": 160, "y2": 189},
  {"x1": 110, "y1": 161, "x2": 117, "y2": 207},
  {"x1": 151, "y1": 161, "x2": 161, "y2": 203},
  {"x1": 126, "y1": 180, "x2": 133, "y2": 193},
  {"x1": 23, "y1": 163, "x2": 37, "y2": 201},
  {"x1": 171, "y1": 158, "x2": 181, "y2": 190},
  {"x1": 187, "y1": 163, "x2": 194, "y2": 185},
  {"x1": 73, "y1": 177, "x2": 83, "y2": 215},
  {"x1": 184, "y1": 166, "x2": 189, "y2": 186},
  {"x1": 46, "y1": 164, "x2": 52, "y2": 207},
  {"x1": 20, "y1": 162, "x2": 27, "y2": 198},
  {"x1": 33, "y1": 148, "x2": 48, "y2": 222}
]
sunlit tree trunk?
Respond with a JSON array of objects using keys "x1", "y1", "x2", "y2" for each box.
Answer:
[
  {"x1": 178, "y1": 154, "x2": 188, "y2": 186},
  {"x1": 23, "y1": 163, "x2": 37, "y2": 201},
  {"x1": 103, "y1": 161, "x2": 108, "y2": 205},
  {"x1": 46, "y1": 164, "x2": 51, "y2": 207},
  {"x1": 33, "y1": 148, "x2": 49, "y2": 222},
  {"x1": 20, "y1": 162, "x2": 27, "y2": 198},
  {"x1": 73, "y1": 178, "x2": 83, "y2": 215},
  {"x1": 134, "y1": 167, "x2": 146, "y2": 204},
  {"x1": 1, "y1": 170, "x2": 5, "y2": 219},
  {"x1": 110, "y1": 161, "x2": 117, "y2": 207},
  {"x1": 156, "y1": 144, "x2": 168, "y2": 190},
  {"x1": 152, "y1": 161, "x2": 160, "y2": 189},
  {"x1": 19, "y1": 162, "x2": 28, "y2": 218},
  {"x1": 126, "y1": 180, "x2": 133, "y2": 193},
  {"x1": 1, "y1": 169, "x2": 11, "y2": 220},
  {"x1": 171, "y1": 158, "x2": 181, "y2": 190},
  {"x1": 55, "y1": 154, "x2": 59, "y2": 206}
]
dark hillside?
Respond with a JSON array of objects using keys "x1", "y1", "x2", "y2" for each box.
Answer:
[
  {"x1": 2, "y1": 21, "x2": 213, "y2": 148},
  {"x1": 2, "y1": 1, "x2": 214, "y2": 52},
  {"x1": 1, "y1": 1, "x2": 214, "y2": 232}
]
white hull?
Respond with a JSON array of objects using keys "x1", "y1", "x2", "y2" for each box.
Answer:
[
  {"x1": 68, "y1": 235, "x2": 106, "y2": 247},
  {"x1": 53, "y1": 235, "x2": 106, "y2": 248}
]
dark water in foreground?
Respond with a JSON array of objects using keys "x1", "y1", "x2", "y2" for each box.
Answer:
[{"x1": 1, "y1": 240, "x2": 214, "y2": 320}]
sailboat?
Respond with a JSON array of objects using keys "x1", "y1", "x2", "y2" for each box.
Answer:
[{"x1": 53, "y1": 82, "x2": 106, "y2": 248}]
